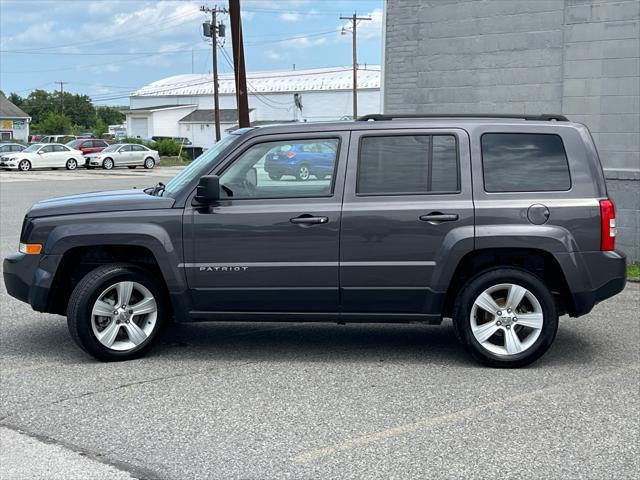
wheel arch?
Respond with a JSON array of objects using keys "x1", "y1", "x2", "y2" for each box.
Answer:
[
  {"x1": 45, "y1": 227, "x2": 189, "y2": 319},
  {"x1": 442, "y1": 248, "x2": 575, "y2": 318}
]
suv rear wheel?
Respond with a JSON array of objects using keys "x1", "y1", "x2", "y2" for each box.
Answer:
[
  {"x1": 67, "y1": 264, "x2": 167, "y2": 361},
  {"x1": 452, "y1": 268, "x2": 558, "y2": 368}
]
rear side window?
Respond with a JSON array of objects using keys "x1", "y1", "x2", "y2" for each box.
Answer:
[
  {"x1": 357, "y1": 135, "x2": 459, "y2": 195},
  {"x1": 481, "y1": 133, "x2": 571, "y2": 192}
]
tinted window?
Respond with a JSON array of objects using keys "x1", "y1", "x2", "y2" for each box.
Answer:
[
  {"x1": 481, "y1": 133, "x2": 571, "y2": 192},
  {"x1": 357, "y1": 135, "x2": 459, "y2": 195},
  {"x1": 219, "y1": 138, "x2": 339, "y2": 199},
  {"x1": 40, "y1": 145, "x2": 54, "y2": 153},
  {"x1": 132, "y1": 145, "x2": 146, "y2": 152}
]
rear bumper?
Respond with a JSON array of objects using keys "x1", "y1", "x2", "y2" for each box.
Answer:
[
  {"x1": 565, "y1": 250, "x2": 627, "y2": 317},
  {"x1": 3, "y1": 252, "x2": 59, "y2": 312}
]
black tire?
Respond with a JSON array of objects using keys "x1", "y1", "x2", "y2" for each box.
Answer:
[
  {"x1": 296, "y1": 164, "x2": 310, "y2": 181},
  {"x1": 67, "y1": 264, "x2": 168, "y2": 361},
  {"x1": 102, "y1": 157, "x2": 114, "y2": 170},
  {"x1": 66, "y1": 158, "x2": 78, "y2": 170},
  {"x1": 128, "y1": 166, "x2": 137, "y2": 169},
  {"x1": 268, "y1": 172, "x2": 282, "y2": 181},
  {"x1": 18, "y1": 159, "x2": 31, "y2": 171},
  {"x1": 143, "y1": 157, "x2": 155, "y2": 169},
  {"x1": 452, "y1": 267, "x2": 558, "y2": 368}
]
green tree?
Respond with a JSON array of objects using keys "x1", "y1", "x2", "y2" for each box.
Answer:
[
  {"x1": 96, "y1": 106, "x2": 125, "y2": 126},
  {"x1": 58, "y1": 92, "x2": 96, "y2": 127},
  {"x1": 34, "y1": 112, "x2": 71, "y2": 134},
  {"x1": 19, "y1": 89, "x2": 52, "y2": 125},
  {"x1": 8, "y1": 92, "x2": 24, "y2": 107},
  {"x1": 93, "y1": 118, "x2": 108, "y2": 138}
]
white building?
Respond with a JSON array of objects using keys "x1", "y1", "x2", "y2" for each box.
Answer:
[
  {"x1": 0, "y1": 96, "x2": 30, "y2": 142},
  {"x1": 125, "y1": 65, "x2": 381, "y2": 148}
]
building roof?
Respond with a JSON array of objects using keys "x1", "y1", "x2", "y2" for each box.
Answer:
[
  {"x1": 179, "y1": 108, "x2": 253, "y2": 123},
  {"x1": 132, "y1": 66, "x2": 381, "y2": 97},
  {"x1": 0, "y1": 96, "x2": 30, "y2": 119},
  {"x1": 123, "y1": 104, "x2": 196, "y2": 113}
]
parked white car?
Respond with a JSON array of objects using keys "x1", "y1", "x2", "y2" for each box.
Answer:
[
  {"x1": 84, "y1": 143, "x2": 160, "y2": 170},
  {"x1": 0, "y1": 143, "x2": 84, "y2": 171}
]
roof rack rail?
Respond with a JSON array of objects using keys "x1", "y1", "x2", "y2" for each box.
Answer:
[{"x1": 357, "y1": 113, "x2": 569, "y2": 122}]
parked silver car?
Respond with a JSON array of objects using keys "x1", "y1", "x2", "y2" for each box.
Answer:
[{"x1": 84, "y1": 143, "x2": 160, "y2": 170}]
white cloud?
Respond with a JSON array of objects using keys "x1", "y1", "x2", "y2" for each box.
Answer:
[
  {"x1": 280, "y1": 12, "x2": 301, "y2": 22},
  {"x1": 264, "y1": 50, "x2": 282, "y2": 60},
  {"x1": 282, "y1": 36, "x2": 327, "y2": 49}
]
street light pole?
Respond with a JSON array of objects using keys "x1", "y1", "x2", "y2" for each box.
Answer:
[{"x1": 340, "y1": 13, "x2": 371, "y2": 119}]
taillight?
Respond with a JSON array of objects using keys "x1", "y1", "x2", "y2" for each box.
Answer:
[
  {"x1": 285, "y1": 151, "x2": 296, "y2": 159},
  {"x1": 600, "y1": 199, "x2": 616, "y2": 251}
]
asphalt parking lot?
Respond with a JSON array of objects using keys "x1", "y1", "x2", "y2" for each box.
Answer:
[{"x1": 1, "y1": 170, "x2": 638, "y2": 480}]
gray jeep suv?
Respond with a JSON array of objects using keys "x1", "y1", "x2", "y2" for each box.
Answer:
[{"x1": 3, "y1": 114, "x2": 626, "y2": 367}]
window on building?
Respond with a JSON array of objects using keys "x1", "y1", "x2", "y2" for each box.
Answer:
[
  {"x1": 481, "y1": 133, "x2": 571, "y2": 192},
  {"x1": 357, "y1": 135, "x2": 459, "y2": 195}
]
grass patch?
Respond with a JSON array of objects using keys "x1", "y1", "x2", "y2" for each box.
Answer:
[
  {"x1": 158, "y1": 156, "x2": 191, "y2": 167},
  {"x1": 628, "y1": 263, "x2": 640, "y2": 280}
]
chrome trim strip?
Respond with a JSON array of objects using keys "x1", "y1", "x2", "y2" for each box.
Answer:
[{"x1": 179, "y1": 261, "x2": 435, "y2": 268}]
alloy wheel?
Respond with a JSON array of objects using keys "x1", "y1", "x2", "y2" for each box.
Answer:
[
  {"x1": 144, "y1": 158, "x2": 155, "y2": 169},
  {"x1": 67, "y1": 159, "x2": 77, "y2": 170},
  {"x1": 470, "y1": 283, "x2": 544, "y2": 356},
  {"x1": 103, "y1": 158, "x2": 114, "y2": 170},
  {"x1": 298, "y1": 165, "x2": 310, "y2": 181},
  {"x1": 91, "y1": 281, "x2": 158, "y2": 352},
  {"x1": 19, "y1": 160, "x2": 30, "y2": 171}
]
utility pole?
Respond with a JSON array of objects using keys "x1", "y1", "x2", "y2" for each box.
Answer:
[
  {"x1": 201, "y1": 5, "x2": 228, "y2": 141},
  {"x1": 340, "y1": 13, "x2": 371, "y2": 119},
  {"x1": 55, "y1": 81, "x2": 68, "y2": 115},
  {"x1": 229, "y1": 0, "x2": 250, "y2": 128}
]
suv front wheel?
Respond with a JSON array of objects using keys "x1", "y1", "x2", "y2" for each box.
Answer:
[
  {"x1": 67, "y1": 264, "x2": 167, "y2": 361},
  {"x1": 453, "y1": 268, "x2": 558, "y2": 368}
]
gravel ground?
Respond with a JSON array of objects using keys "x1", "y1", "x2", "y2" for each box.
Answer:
[{"x1": 1, "y1": 171, "x2": 638, "y2": 480}]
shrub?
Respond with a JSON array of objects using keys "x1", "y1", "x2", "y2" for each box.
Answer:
[{"x1": 153, "y1": 138, "x2": 182, "y2": 157}]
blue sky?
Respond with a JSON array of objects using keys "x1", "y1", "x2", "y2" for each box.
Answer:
[{"x1": 0, "y1": 0, "x2": 383, "y2": 105}]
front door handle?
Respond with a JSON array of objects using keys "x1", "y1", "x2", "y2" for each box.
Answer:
[
  {"x1": 290, "y1": 214, "x2": 329, "y2": 225},
  {"x1": 419, "y1": 212, "x2": 459, "y2": 223}
]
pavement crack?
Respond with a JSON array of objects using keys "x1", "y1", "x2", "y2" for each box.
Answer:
[{"x1": 0, "y1": 360, "x2": 258, "y2": 424}]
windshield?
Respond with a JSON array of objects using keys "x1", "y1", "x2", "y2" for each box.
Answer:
[
  {"x1": 163, "y1": 134, "x2": 241, "y2": 197},
  {"x1": 23, "y1": 144, "x2": 43, "y2": 153},
  {"x1": 102, "y1": 144, "x2": 121, "y2": 152}
]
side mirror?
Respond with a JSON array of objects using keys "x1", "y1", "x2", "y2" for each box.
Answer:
[
  {"x1": 194, "y1": 175, "x2": 220, "y2": 204},
  {"x1": 246, "y1": 167, "x2": 257, "y2": 187}
]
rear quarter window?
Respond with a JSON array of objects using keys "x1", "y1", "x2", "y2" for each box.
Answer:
[{"x1": 481, "y1": 133, "x2": 571, "y2": 192}]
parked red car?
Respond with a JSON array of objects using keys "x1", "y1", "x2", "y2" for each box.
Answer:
[{"x1": 66, "y1": 139, "x2": 112, "y2": 155}]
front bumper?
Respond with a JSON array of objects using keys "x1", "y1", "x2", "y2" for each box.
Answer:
[{"x1": 3, "y1": 252, "x2": 60, "y2": 312}]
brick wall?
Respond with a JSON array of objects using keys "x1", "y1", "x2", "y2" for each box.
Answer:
[{"x1": 384, "y1": 0, "x2": 640, "y2": 261}]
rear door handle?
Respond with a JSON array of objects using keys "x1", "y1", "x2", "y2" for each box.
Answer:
[
  {"x1": 419, "y1": 212, "x2": 459, "y2": 223},
  {"x1": 290, "y1": 215, "x2": 329, "y2": 225}
]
